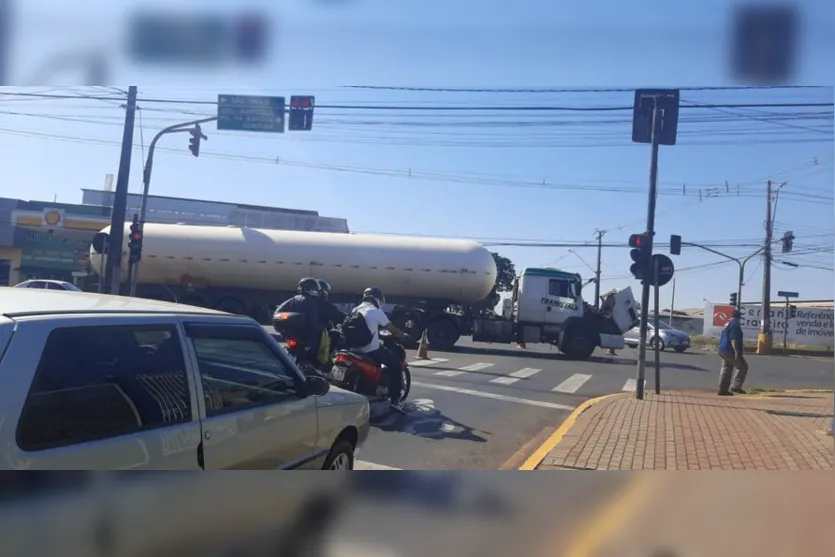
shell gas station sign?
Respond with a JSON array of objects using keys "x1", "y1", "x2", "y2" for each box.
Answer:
[{"x1": 13, "y1": 207, "x2": 109, "y2": 232}]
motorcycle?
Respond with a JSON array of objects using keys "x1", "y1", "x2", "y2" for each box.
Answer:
[
  {"x1": 271, "y1": 311, "x2": 326, "y2": 375},
  {"x1": 329, "y1": 332, "x2": 412, "y2": 404}
]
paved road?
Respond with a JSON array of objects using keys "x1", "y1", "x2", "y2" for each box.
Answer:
[
  {"x1": 356, "y1": 340, "x2": 831, "y2": 470},
  {"x1": 264, "y1": 327, "x2": 831, "y2": 470}
]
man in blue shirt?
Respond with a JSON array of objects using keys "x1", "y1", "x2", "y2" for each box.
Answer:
[{"x1": 718, "y1": 308, "x2": 749, "y2": 395}]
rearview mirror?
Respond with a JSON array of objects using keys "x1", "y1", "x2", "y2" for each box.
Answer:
[{"x1": 306, "y1": 375, "x2": 330, "y2": 397}]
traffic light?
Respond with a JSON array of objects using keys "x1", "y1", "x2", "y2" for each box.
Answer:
[
  {"x1": 128, "y1": 216, "x2": 143, "y2": 264},
  {"x1": 669, "y1": 234, "x2": 681, "y2": 255},
  {"x1": 781, "y1": 230, "x2": 794, "y2": 253},
  {"x1": 730, "y1": 292, "x2": 738, "y2": 307},
  {"x1": 188, "y1": 124, "x2": 207, "y2": 157},
  {"x1": 789, "y1": 304, "x2": 797, "y2": 319},
  {"x1": 288, "y1": 95, "x2": 315, "y2": 131},
  {"x1": 628, "y1": 233, "x2": 652, "y2": 281}
]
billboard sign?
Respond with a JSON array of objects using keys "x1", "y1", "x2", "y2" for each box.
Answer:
[{"x1": 704, "y1": 302, "x2": 834, "y2": 347}]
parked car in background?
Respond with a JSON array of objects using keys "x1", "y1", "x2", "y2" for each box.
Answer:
[
  {"x1": 13, "y1": 279, "x2": 82, "y2": 291},
  {"x1": 0, "y1": 288, "x2": 370, "y2": 470},
  {"x1": 623, "y1": 321, "x2": 691, "y2": 353}
]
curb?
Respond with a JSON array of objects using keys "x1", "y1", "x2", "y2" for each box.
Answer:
[{"x1": 518, "y1": 392, "x2": 627, "y2": 470}]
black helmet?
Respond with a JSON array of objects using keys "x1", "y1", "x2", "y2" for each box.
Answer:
[
  {"x1": 298, "y1": 277, "x2": 321, "y2": 297},
  {"x1": 362, "y1": 286, "x2": 385, "y2": 308},
  {"x1": 317, "y1": 279, "x2": 331, "y2": 299}
]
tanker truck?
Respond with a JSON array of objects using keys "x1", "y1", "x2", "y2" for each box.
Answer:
[{"x1": 89, "y1": 223, "x2": 636, "y2": 359}]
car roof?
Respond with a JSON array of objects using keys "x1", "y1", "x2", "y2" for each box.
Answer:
[{"x1": 0, "y1": 288, "x2": 230, "y2": 319}]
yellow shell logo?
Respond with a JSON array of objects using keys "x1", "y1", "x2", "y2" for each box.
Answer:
[{"x1": 44, "y1": 211, "x2": 61, "y2": 226}]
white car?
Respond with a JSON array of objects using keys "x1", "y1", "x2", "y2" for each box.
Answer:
[
  {"x1": 13, "y1": 279, "x2": 82, "y2": 291},
  {"x1": 0, "y1": 288, "x2": 370, "y2": 470}
]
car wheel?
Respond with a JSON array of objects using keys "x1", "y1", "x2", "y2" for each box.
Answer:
[
  {"x1": 322, "y1": 439, "x2": 355, "y2": 470},
  {"x1": 649, "y1": 337, "x2": 665, "y2": 351}
]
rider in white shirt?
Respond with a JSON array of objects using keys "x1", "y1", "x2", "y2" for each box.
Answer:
[{"x1": 351, "y1": 287, "x2": 408, "y2": 412}]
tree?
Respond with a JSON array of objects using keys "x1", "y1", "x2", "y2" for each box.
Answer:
[{"x1": 471, "y1": 252, "x2": 516, "y2": 315}]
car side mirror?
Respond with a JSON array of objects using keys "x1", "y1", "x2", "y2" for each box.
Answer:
[{"x1": 306, "y1": 375, "x2": 330, "y2": 397}]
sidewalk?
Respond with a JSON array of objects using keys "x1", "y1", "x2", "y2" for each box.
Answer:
[{"x1": 537, "y1": 389, "x2": 834, "y2": 470}]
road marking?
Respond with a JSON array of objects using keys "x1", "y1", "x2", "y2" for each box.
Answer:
[
  {"x1": 490, "y1": 367, "x2": 541, "y2": 385},
  {"x1": 518, "y1": 393, "x2": 626, "y2": 470},
  {"x1": 411, "y1": 381, "x2": 574, "y2": 410},
  {"x1": 435, "y1": 362, "x2": 493, "y2": 377},
  {"x1": 408, "y1": 358, "x2": 448, "y2": 367},
  {"x1": 621, "y1": 378, "x2": 647, "y2": 392},
  {"x1": 553, "y1": 373, "x2": 592, "y2": 393},
  {"x1": 355, "y1": 460, "x2": 402, "y2": 470}
]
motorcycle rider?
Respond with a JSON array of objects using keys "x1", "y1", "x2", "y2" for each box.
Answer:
[
  {"x1": 316, "y1": 279, "x2": 347, "y2": 329},
  {"x1": 349, "y1": 286, "x2": 408, "y2": 413},
  {"x1": 274, "y1": 277, "x2": 323, "y2": 360}
]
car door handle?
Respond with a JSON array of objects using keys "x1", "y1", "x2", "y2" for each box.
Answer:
[{"x1": 197, "y1": 440, "x2": 205, "y2": 469}]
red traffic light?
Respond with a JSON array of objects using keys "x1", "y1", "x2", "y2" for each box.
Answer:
[
  {"x1": 131, "y1": 232, "x2": 142, "y2": 242},
  {"x1": 628, "y1": 234, "x2": 644, "y2": 248}
]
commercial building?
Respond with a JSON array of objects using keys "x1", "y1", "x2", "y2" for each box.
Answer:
[{"x1": 0, "y1": 190, "x2": 349, "y2": 287}]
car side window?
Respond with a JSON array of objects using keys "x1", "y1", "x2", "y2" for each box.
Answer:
[
  {"x1": 46, "y1": 283, "x2": 64, "y2": 290},
  {"x1": 16, "y1": 324, "x2": 192, "y2": 452},
  {"x1": 27, "y1": 281, "x2": 45, "y2": 289},
  {"x1": 185, "y1": 324, "x2": 299, "y2": 418}
]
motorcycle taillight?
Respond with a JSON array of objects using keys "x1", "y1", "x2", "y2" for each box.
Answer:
[
  {"x1": 334, "y1": 353, "x2": 348, "y2": 365},
  {"x1": 286, "y1": 338, "x2": 298, "y2": 349}
]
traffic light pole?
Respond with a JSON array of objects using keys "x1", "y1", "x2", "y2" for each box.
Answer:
[
  {"x1": 635, "y1": 97, "x2": 662, "y2": 401},
  {"x1": 130, "y1": 116, "x2": 218, "y2": 296},
  {"x1": 682, "y1": 242, "x2": 768, "y2": 308}
]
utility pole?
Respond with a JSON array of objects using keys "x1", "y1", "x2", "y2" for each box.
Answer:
[
  {"x1": 593, "y1": 229, "x2": 606, "y2": 309},
  {"x1": 758, "y1": 179, "x2": 774, "y2": 354},
  {"x1": 104, "y1": 86, "x2": 138, "y2": 295}
]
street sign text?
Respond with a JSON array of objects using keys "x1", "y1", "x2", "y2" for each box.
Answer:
[{"x1": 217, "y1": 94, "x2": 285, "y2": 133}]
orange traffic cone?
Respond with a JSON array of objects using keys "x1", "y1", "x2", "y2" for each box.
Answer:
[{"x1": 416, "y1": 329, "x2": 429, "y2": 360}]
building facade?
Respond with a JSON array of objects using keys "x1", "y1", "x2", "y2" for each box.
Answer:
[{"x1": 0, "y1": 191, "x2": 349, "y2": 287}]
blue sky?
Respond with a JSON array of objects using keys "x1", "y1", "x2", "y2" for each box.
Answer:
[{"x1": 3, "y1": 0, "x2": 833, "y2": 310}]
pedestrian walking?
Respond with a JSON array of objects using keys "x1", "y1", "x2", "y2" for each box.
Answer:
[{"x1": 717, "y1": 308, "x2": 749, "y2": 395}]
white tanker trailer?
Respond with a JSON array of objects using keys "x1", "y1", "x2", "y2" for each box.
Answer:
[
  {"x1": 90, "y1": 223, "x2": 497, "y2": 349},
  {"x1": 90, "y1": 223, "x2": 636, "y2": 358}
]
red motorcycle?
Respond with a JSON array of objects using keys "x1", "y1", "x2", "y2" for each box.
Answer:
[{"x1": 330, "y1": 333, "x2": 412, "y2": 404}]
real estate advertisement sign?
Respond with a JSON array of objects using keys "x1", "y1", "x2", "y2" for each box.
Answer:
[{"x1": 703, "y1": 302, "x2": 834, "y2": 347}]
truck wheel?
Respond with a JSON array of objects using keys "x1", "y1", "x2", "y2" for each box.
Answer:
[
  {"x1": 427, "y1": 317, "x2": 460, "y2": 351},
  {"x1": 560, "y1": 325, "x2": 597, "y2": 360},
  {"x1": 391, "y1": 309, "x2": 422, "y2": 349}
]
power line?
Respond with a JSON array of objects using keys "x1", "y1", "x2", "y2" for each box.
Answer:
[{"x1": 341, "y1": 86, "x2": 827, "y2": 94}]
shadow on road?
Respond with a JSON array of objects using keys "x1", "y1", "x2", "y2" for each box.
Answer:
[{"x1": 370, "y1": 399, "x2": 489, "y2": 443}]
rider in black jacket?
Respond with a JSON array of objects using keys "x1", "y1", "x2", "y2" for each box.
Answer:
[{"x1": 275, "y1": 277, "x2": 323, "y2": 351}]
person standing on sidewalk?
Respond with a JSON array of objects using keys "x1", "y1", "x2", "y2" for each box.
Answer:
[{"x1": 718, "y1": 308, "x2": 749, "y2": 395}]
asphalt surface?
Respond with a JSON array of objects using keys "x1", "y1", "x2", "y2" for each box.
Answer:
[
  {"x1": 264, "y1": 327, "x2": 832, "y2": 470},
  {"x1": 355, "y1": 339, "x2": 832, "y2": 470}
]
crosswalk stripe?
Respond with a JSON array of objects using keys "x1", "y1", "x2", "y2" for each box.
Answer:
[
  {"x1": 622, "y1": 378, "x2": 647, "y2": 392},
  {"x1": 490, "y1": 367, "x2": 541, "y2": 385},
  {"x1": 552, "y1": 373, "x2": 592, "y2": 393},
  {"x1": 408, "y1": 358, "x2": 448, "y2": 367},
  {"x1": 435, "y1": 362, "x2": 493, "y2": 377}
]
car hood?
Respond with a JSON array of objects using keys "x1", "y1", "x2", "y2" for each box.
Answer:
[{"x1": 662, "y1": 330, "x2": 689, "y2": 340}]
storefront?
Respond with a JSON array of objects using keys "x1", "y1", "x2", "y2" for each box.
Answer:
[{"x1": 10, "y1": 203, "x2": 109, "y2": 286}]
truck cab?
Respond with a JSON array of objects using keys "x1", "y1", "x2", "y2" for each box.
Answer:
[{"x1": 473, "y1": 267, "x2": 638, "y2": 360}]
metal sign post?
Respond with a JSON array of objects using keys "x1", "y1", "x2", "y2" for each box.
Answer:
[
  {"x1": 653, "y1": 257, "x2": 661, "y2": 394},
  {"x1": 631, "y1": 89, "x2": 680, "y2": 401},
  {"x1": 777, "y1": 290, "x2": 799, "y2": 353}
]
